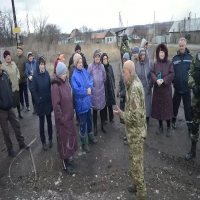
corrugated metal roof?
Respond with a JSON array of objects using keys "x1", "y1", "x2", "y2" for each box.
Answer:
[{"x1": 169, "y1": 18, "x2": 200, "y2": 32}]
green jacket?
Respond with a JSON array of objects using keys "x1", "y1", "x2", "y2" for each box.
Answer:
[
  {"x1": 120, "y1": 73, "x2": 147, "y2": 143},
  {"x1": 2, "y1": 61, "x2": 20, "y2": 92},
  {"x1": 14, "y1": 54, "x2": 27, "y2": 84}
]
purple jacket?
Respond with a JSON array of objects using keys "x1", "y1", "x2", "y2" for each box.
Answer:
[{"x1": 88, "y1": 62, "x2": 106, "y2": 110}]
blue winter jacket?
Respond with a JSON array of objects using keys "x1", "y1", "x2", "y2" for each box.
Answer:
[
  {"x1": 71, "y1": 68, "x2": 93, "y2": 115},
  {"x1": 30, "y1": 57, "x2": 53, "y2": 116},
  {"x1": 25, "y1": 59, "x2": 37, "y2": 89},
  {"x1": 172, "y1": 48, "x2": 193, "y2": 94}
]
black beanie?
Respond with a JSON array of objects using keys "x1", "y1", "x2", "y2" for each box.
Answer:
[{"x1": 75, "y1": 44, "x2": 81, "y2": 52}]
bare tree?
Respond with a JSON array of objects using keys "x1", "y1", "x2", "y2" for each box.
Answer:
[
  {"x1": 44, "y1": 24, "x2": 61, "y2": 51},
  {"x1": 79, "y1": 25, "x2": 93, "y2": 43}
]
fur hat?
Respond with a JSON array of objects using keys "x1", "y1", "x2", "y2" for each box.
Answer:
[
  {"x1": 75, "y1": 44, "x2": 81, "y2": 52},
  {"x1": 3, "y1": 51, "x2": 11, "y2": 58},
  {"x1": 156, "y1": 43, "x2": 168, "y2": 62},
  {"x1": 73, "y1": 53, "x2": 82, "y2": 66}
]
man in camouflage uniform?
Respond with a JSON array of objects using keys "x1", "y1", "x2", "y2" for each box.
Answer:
[
  {"x1": 114, "y1": 60, "x2": 147, "y2": 200},
  {"x1": 185, "y1": 52, "x2": 200, "y2": 161},
  {"x1": 120, "y1": 34, "x2": 132, "y2": 64}
]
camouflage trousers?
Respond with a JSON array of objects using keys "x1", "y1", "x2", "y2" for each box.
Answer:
[
  {"x1": 190, "y1": 106, "x2": 200, "y2": 142},
  {"x1": 129, "y1": 140, "x2": 146, "y2": 200}
]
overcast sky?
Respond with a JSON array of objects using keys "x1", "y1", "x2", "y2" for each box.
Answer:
[{"x1": 1, "y1": 0, "x2": 199, "y2": 33}]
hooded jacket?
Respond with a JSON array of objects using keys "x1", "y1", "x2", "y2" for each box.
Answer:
[
  {"x1": 0, "y1": 70, "x2": 13, "y2": 110},
  {"x1": 71, "y1": 67, "x2": 93, "y2": 115},
  {"x1": 30, "y1": 57, "x2": 53, "y2": 116},
  {"x1": 172, "y1": 48, "x2": 193, "y2": 93}
]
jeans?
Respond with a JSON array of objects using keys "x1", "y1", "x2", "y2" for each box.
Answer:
[
  {"x1": 19, "y1": 82, "x2": 29, "y2": 107},
  {"x1": 79, "y1": 110, "x2": 92, "y2": 137},
  {"x1": 39, "y1": 113, "x2": 53, "y2": 144}
]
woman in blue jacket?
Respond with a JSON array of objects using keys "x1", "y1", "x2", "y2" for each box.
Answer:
[
  {"x1": 26, "y1": 52, "x2": 37, "y2": 114},
  {"x1": 71, "y1": 53, "x2": 97, "y2": 153},
  {"x1": 31, "y1": 56, "x2": 53, "y2": 151}
]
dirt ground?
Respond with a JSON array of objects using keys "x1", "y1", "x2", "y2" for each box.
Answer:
[{"x1": 1, "y1": 46, "x2": 200, "y2": 200}]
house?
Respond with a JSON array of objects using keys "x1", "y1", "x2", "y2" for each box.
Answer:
[
  {"x1": 58, "y1": 33, "x2": 70, "y2": 44},
  {"x1": 169, "y1": 18, "x2": 200, "y2": 43},
  {"x1": 91, "y1": 33, "x2": 106, "y2": 43},
  {"x1": 104, "y1": 31, "x2": 116, "y2": 44},
  {"x1": 67, "y1": 29, "x2": 84, "y2": 44}
]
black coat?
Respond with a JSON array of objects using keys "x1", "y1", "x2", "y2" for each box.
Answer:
[
  {"x1": 0, "y1": 70, "x2": 13, "y2": 110},
  {"x1": 104, "y1": 63, "x2": 116, "y2": 106},
  {"x1": 31, "y1": 57, "x2": 53, "y2": 116},
  {"x1": 172, "y1": 48, "x2": 193, "y2": 93},
  {"x1": 68, "y1": 53, "x2": 88, "y2": 70}
]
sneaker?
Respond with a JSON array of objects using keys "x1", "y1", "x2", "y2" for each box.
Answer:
[
  {"x1": 27, "y1": 107, "x2": 30, "y2": 111},
  {"x1": 43, "y1": 143, "x2": 48, "y2": 151},
  {"x1": 8, "y1": 149, "x2": 16, "y2": 157}
]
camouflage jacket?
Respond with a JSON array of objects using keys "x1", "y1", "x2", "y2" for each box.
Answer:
[
  {"x1": 120, "y1": 73, "x2": 147, "y2": 143},
  {"x1": 188, "y1": 52, "x2": 200, "y2": 107},
  {"x1": 120, "y1": 41, "x2": 132, "y2": 57}
]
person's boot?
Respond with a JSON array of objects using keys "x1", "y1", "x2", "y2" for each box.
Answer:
[
  {"x1": 166, "y1": 127, "x2": 172, "y2": 137},
  {"x1": 21, "y1": 105, "x2": 24, "y2": 110},
  {"x1": 120, "y1": 118, "x2": 125, "y2": 124},
  {"x1": 18, "y1": 110, "x2": 23, "y2": 119},
  {"x1": 63, "y1": 159, "x2": 76, "y2": 174},
  {"x1": 19, "y1": 143, "x2": 29, "y2": 149},
  {"x1": 81, "y1": 137, "x2": 90, "y2": 153},
  {"x1": 156, "y1": 126, "x2": 164, "y2": 135},
  {"x1": 172, "y1": 117, "x2": 177, "y2": 129},
  {"x1": 88, "y1": 133, "x2": 98, "y2": 144},
  {"x1": 101, "y1": 122, "x2": 107, "y2": 133},
  {"x1": 128, "y1": 185, "x2": 137, "y2": 193},
  {"x1": 185, "y1": 141, "x2": 197, "y2": 161},
  {"x1": 93, "y1": 124, "x2": 97, "y2": 136},
  {"x1": 49, "y1": 140, "x2": 53, "y2": 148},
  {"x1": 8, "y1": 149, "x2": 17, "y2": 157},
  {"x1": 42, "y1": 143, "x2": 48, "y2": 151}
]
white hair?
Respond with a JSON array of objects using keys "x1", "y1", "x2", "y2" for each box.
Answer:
[{"x1": 179, "y1": 37, "x2": 187, "y2": 45}]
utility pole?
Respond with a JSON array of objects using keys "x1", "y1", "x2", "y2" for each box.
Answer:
[
  {"x1": 154, "y1": 11, "x2": 156, "y2": 44},
  {"x1": 11, "y1": 0, "x2": 21, "y2": 46}
]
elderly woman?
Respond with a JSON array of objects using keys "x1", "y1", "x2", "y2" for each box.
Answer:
[
  {"x1": 51, "y1": 62, "x2": 78, "y2": 174},
  {"x1": 136, "y1": 49, "x2": 153, "y2": 125},
  {"x1": 31, "y1": 56, "x2": 53, "y2": 151},
  {"x1": 101, "y1": 53, "x2": 116, "y2": 123},
  {"x1": 71, "y1": 54, "x2": 97, "y2": 153},
  {"x1": 151, "y1": 44, "x2": 174, "y2": 137},
  {"x1": 88, "y1": 50, "x2": 106, "y2": 135},
  {"x1": 2, "y1": 51, "x2": 23, "y2": 119}
]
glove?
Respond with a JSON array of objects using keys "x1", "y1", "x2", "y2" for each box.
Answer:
[
  {"x1": 29, "y1": 76, "x2": 33, "y2": 81},
  {"x1": 192, "y1": 86, "x2": 200, "y2": 96}
]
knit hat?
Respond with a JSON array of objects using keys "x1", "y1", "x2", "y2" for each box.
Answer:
[
  {"x1": 59, "y1": 54, "x2": 65, "y2": 62},
  {"x1": 122, "y1": 34, "x2": 128, "y2": 41},
  {"x1": 123, "y1": 52, "x2": 130, "y2": 61},
  {"x1": 3, "y1": 51, "x2": 11, "y2": 58},
  {"x1": 132, "y1": 46, "x2": 139, "y2": 54},
  {"x1": 73, "y1": 53, "x2": 82, "y2": 66},
  {"x1": 56, "y1": 62, "x2": 67, "y2": 77},
  {"x1": 27, "y1": 52, "x2": 33, "y2": 58},
  {"x1": 75, "y1": 44, "x2": 81, "y2": 52},
  {"x1": 93, "y1": 50, "x2": 101, "y2": 59},
  {"x1": 17, "y1": 46, "x2": 23, "y2": 51}
]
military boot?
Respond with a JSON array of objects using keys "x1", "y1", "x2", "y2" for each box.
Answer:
[
  {"x1": 88, "y1": 133, "x2": 98, "y2": 144},
  {"x1": 81, "y1": 137, "x2": 90, "y2": 153},
  {"x1": 185, "y1": 141, "x2": 196, "y2": 161}
]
